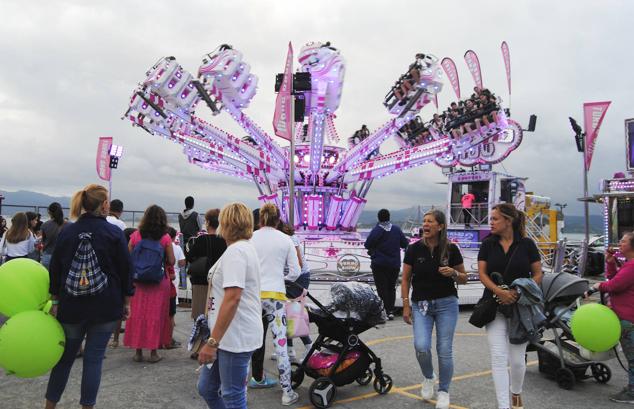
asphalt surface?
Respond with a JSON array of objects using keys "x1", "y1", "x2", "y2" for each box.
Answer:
[{"x1": 1, "y1": 307, "x2": 629, "y2": 409}]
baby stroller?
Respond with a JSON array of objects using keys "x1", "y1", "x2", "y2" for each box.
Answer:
[
  {"x1": 533, "y1": 272, "x2": 612, "y2": 389},
  {"x1": 289, "y1": 282, "x2": 393, "y2": 408}
]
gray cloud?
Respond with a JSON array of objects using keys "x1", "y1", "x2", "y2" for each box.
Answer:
[{"x1": 1, "y1": 0, "x2": 632, "y2": 216}]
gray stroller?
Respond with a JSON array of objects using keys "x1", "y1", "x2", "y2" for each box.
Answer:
[{"x1": 532, "y1": 272, "x2": 612, "y2": 389}]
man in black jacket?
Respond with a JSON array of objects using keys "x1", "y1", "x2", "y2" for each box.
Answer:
[{"x1": 364, "y1": 209, "x2": 409, "y2": 320}]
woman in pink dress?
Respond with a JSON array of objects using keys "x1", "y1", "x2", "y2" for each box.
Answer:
[{"x1": 124, "y1": 205, "x2": 175, "y2": 363}]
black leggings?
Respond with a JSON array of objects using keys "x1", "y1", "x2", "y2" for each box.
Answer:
[{"x1": 371, "y1": 265, "x2": 400, "y2": 314}]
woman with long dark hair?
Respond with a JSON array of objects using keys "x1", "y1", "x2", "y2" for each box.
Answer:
[
  {"x1": 123, "y1": 204, "x2": 175, "y2": 363},
  {"x1": 401, "y1": 210, "x2": 467, "y2": 409},
  {"x1": 478, "y1": 203, "x2": 542, "y2": 409},
  {"x1": 40, "y1": 202, "x2": 67, "y2": 269},
  {"x1": 186, "y1": 208, "x2": 227, "y2": 321},
  {"x1": 45, "y1": 184, "x2": 134, "y2": 409},
  {"x1": 0, "y1": 212, "x2": 35, "y2": 261}
]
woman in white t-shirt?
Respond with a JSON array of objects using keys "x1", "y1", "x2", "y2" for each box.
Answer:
[
  {"x1": 248, "y1": 203, "x2": 301, "y2": 406},
  {"x1": 0, "y1": 212, "x2": 35, "y2": 262},
  {"x1": 197, "y1": 202, "x2": 263, "y2": 409}
]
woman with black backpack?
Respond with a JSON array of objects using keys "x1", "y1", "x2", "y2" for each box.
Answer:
[
  {"x1": 45, "y1": 184, "x2": 134, "y2": 409},
  {"x1": 185, "y1": 208, "x2": 227, "y2": 322},
  {"x1": 124, "y1": 204, "x2": 175, "y2": 363}
]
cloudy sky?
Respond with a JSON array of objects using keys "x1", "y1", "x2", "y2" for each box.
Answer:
[{"x1": 1, "y1": 0, "x2": 632, "y2": 216}]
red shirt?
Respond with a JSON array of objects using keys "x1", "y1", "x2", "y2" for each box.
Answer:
[
  {"x1": 599, "y1": 259, "x2": 634, "y2": 322},
  {"x1": 461, "y1": 193, "x2": 475, "y2": 209}
]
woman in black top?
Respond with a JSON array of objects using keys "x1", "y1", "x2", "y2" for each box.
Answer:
[
  {"x1": 402, "y1": 210, "x2": 466, "y2": 408},
  {"x1": 478, "y1": 203, "x2": 542, "y2": 409},
  {"x1": 186, "y1": 208, "x2": 227, "y2": 320}
]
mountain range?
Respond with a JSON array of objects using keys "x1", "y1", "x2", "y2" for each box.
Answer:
[{"x1": 0, "y1": 190, "x2": 604, "y2": 233}]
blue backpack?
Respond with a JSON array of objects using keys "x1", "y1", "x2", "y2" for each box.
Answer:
[{"x1": 131, "y1": 238, "x2": 165, "y2": 284}]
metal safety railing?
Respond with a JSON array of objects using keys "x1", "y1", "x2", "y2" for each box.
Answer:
[
  {"x1": 0, "y1": 203, "x2": 181, "y2": 229},
  {"x1": 448, "y1": 203, "x2": 488, "y2": 226}
]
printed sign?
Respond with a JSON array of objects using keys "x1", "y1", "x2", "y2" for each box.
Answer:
[{"x1": 447, "y1": 230, "x2": 479, "y2": 249}]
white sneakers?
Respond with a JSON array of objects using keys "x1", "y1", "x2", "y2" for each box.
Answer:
[
  {"x1": 421, "y1": 375, "x2": 435, "y2": 400},
  {"x1": 436, "y1": 391, "x2": 450, "y2": 409},
  {"x1": 282, "y1": 390, "x2": 299, "y2": 406}
]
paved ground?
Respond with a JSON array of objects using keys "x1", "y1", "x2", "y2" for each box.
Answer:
[{"x1": 1, "y1": 307, "x2": 629, "y2": 409}]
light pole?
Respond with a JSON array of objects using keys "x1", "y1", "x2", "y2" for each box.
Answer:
[
  {"x1": 569, "y1": 117, "x2": 590, "y2": 244},
  {"x1": 108, "y1": 144, "x2": 124, "y2": 200}
]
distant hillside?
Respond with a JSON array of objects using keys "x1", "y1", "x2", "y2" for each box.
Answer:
[
  {"x1": 562, "y1": 214, "x2": 603, "y2": 234},
  {"x1": 1, "y1": 190, "x2": 71, "y2": 214}
]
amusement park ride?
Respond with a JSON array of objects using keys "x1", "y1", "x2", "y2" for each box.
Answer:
[{"x1": 124, "y1": 41, "x2": 545, "y2": 302}]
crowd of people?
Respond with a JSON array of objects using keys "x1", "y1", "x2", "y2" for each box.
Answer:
[
  {"x1": 394, "y1": 86, "x2": 503, "y2": 148},
  {"x1": 0, "y1": 185, "x2": 633, "y2": 409}
]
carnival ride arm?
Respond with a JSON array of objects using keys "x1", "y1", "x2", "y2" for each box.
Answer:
[
  {"x1": 326, "y1": 118, "x2": 407, "y2": 183},
  {"x1": 343, "y1": 138, "x2": 451, "y2": 183}
]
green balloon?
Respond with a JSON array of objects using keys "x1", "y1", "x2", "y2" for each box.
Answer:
[
  {"x1": 571, "y1": 303, "x2": 621, "y2": 352},
  {"x1": 0, "y1": 310, "x2": 65, "y2": 378},
  {"x1": 0, "y1": 258, "x2": 50, "y2": 317},
  {"x1": 42, "y1": 300, "x2": 53, "y2": 314}
]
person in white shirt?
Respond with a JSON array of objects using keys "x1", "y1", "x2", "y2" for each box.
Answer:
[
  {"x1": 106, "y1": 199, "x2": 126, "y2": 231},
  {"x1": 0, "y1": 212, "x2": 35, "y2": 261},
  {"x1": 196, "y1": 202, "x2": 263, "y2": 409},
  {"x1": 248, "y1": 204, "x2": 301, "y2": 406}
]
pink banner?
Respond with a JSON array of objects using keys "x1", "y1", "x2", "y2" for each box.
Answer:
[
  {"x1": 501, "y1": 41, "x2": 511, "y2": 95},
  {"x1": 464, "y1": 50, "x2": 483, "y2": 89},
  {"x1": 273, "y1": 42, "x2": 294, "y2": 141},
  {"x1": 96, "y1": 137, "x2": 112, "y2": 181},
  {"x1": 583, "y1": 101, "x2": 611, "y2": 170},
  {"x1": 440, "y1": 57, "x2": 461, "y2": 99}
]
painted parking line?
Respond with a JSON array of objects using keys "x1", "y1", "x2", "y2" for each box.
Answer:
[
  {"x1": 392, "y1": 387, "x2": 469, "y2": 409},
  {"x1": 365, "y1": 332, "x2": 485, "y2": 347}
]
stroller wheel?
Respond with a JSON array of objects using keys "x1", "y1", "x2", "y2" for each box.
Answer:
[
  {"x1": 309, "y1": 377, "x2": 337, "y2": 409},
  {"x1": 591, "y1": 363, "x2": 612, "y2": 383},
  {"x1": 356, "y1": 368, "x2": 373, "y2": 386},
  {"x1": 373, "y1": 373, "x2": 393, "y2": 395},
  {"x1": 290, "y1": 362, "x2": 305, "y2": 390},
  {"x1": 555, "y1": 367, "x2": 576, "y2": 390}
]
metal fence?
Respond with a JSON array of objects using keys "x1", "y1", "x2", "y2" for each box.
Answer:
[{"x1": 0, "y1": 203, "x2": 181, "y2": 229}]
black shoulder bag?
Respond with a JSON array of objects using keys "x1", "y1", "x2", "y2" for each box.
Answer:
[
  {"x1": 187, "y1": 236, "x2": 211, "y2": 280},
  {"x1": 468, "y1": 246, "x2": 519, "y2": 328}
]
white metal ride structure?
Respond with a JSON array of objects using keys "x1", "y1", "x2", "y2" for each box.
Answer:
[{"x1": 123, "y1": 42, "x2": 524, "y2": 287}]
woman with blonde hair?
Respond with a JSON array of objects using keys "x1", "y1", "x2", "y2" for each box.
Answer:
[
  {"x1": 402, "y1": 209, "x2": 467, "y2": 409},
  {"x1": 248, "y1": 203, "x2": 301, "y2": 406},
  {"x1": 478, "y1": 203, "x2": 542, "y2": 409},
  {"x1": 45, "y1": 184, "x2": 134, "y2": 409},
  {"x1": 124, "y1": 204, "x2": 175, "y2": 363},
  {"x1": 0, "y1": 212, "x2": 36, "y2": 261},
  {"x1": 197, "y1": 202, "x2": 263, "y2": 409}
]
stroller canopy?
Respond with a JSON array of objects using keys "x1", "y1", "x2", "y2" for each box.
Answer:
[{"x1": 540, "y1": 272, "x2": 589, "y2": 303}]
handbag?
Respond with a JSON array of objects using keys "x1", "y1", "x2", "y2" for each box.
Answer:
[
  {"x1": 189, "y1": 259, "x2": 221, "y2": 357},
  {"x1": 286, "y1": 289, "x2": 310, "y2": 339},
  {"x1": 187, "y1": 236, "x2": 211, "y2": 279},
  {"x1": 468, "y1": 246, "x2": 519, "y2": 328}
]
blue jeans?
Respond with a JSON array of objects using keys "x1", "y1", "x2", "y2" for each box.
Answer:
[
  {"x1": 46, "y1": 320, "x2": 117, "y2": 406},
  {"x1": 411, "y1": 295, "x2": 459, "y2": 392},
  {"x1": 621, "y1": 320, "x2": 634, "y2": 390},
  {"x1": 198, "y1": 349, "x2": 253, "y2": 409},
  {"x1": 41, "y1": 252, "x2": 52, "y2": 270}
]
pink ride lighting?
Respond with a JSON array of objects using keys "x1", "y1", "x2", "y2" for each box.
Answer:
[{"x1": 325, "y1": 195, "x2": 345, "y2": 230}]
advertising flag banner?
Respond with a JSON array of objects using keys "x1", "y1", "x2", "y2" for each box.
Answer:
[
  {"x1": 583, "y1": 101, "x2": 611, "y2": 170},
  {"x1": 440, "y1": 57, "x2": 461, "y2": 99},
  {"x1": 501, "y1": 41, "x2": 511, "y2": 95},
  {"x1": 464, "y1": 50, "x2": 483, "y2": 89},
  {"x1": 96, "y1": 137, "x2": 113, "y2": 181},
  {"x1": 273, "y1": 42, "x2": 294, "y2": 141}
]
